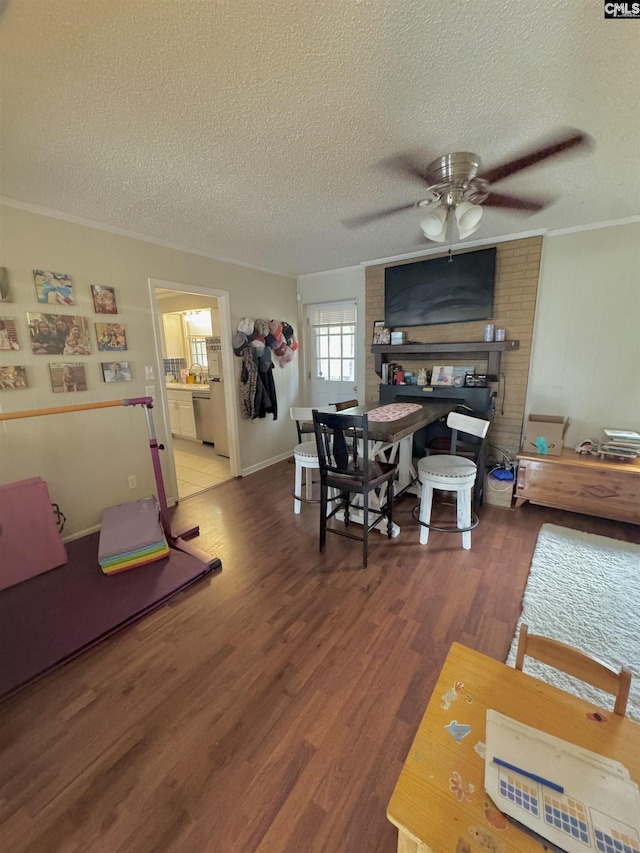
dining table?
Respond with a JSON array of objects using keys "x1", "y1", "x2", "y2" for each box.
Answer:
[
  {"x1": 339, "y1": 399, "x2": 456, "y2": 493},
  {"x1": 387, "y1": 642, "x2": 640, "y2": 853}
]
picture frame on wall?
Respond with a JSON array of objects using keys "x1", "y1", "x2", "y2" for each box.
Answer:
[
  {"x1": 0, "y1": 317, "x2": 20, "y2": 351},
  {"x1": 0, "y1": 365, "x2": 28, "y2": 390},
  {"x1": 372, "y1": 321, "x2": 391, "y2": 345},
  {"x1": 49, "y1": 362, "x2": 87, "y2": 393},
  {"x1": 33, "y1": 270, "x2": 75, "y2": 306},
  {"x1": 27, "y1": 313, "x2": 92, "y2": 355},
  {"x1": 91, "y1": 285, "x2": 118, "y2": 314},
  {"x1": 95, "y1": 322, "x2": 127, "y2": 351},
  {"x1": 0, "y1": 268, "x2": 11, "y2": 302},
  {"x1": 101, "y1": 360, "x2": 132, "y2": 382}
]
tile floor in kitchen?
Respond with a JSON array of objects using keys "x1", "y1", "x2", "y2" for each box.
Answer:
[{"x1": 172, "y1": 437, "x2": 232, "y2": 499}]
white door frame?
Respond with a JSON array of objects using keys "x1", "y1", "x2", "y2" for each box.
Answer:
[{"x1": 148, "y1": 277, "x2": 241, "y2": 503}]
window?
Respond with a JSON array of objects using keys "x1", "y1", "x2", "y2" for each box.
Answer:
[
  {"x1": 308, "y1": 301, "x2": 356, "y2": 382},
  {"x1": 187, "y1": 336, "x2": 207, "y2": 368}
]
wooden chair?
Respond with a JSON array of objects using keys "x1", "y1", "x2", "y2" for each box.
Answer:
[
  {"x1": 313, "y1": 410, "x2": 397, "y2": 568},
  {"x1": 515, "y1": 623, "x2": 632, "y2": 716},
  {"x1": 332, "y1": 398, "x2": 359, "y2": 412},
  {"x1": 416, "y1": 411, "x2": 490, "y2": 548}
]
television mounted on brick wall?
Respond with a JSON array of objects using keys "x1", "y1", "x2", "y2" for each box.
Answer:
[{"x1": 384, "y1": 247, "x2": 496, "y2": 328}]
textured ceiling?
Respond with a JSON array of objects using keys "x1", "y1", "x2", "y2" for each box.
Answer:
[{"x1": 1, "y1": 0, "x2": 638, "y2": 276}]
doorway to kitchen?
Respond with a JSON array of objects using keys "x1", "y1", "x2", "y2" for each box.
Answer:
[{"x1": 149, "y1": 278, "x2": 240, "y2": 503}]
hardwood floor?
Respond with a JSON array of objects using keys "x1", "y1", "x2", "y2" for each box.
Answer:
[{"x1": 1, "y1": 460, "x2": 638, "y2": 852}]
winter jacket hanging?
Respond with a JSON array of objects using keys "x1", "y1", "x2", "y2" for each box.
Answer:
[
  {"x1": 255, "y1": 347, "x2": 277, "y2": 420},
  {"x1": 240, "y1": 348, "x2": 258, "y2": 419}
]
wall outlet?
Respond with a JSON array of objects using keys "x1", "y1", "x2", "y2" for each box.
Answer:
[
  {"x1": 128, "y1": 475, "x2": 137, "y2": 489},
  {"x1": 145, "y1": 385, "x2": 155, "y2": 400}
]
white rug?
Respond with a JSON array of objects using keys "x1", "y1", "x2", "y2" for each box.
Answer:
[{"x1": 506, "y1": 523, "x2": 640, "y2": 721}]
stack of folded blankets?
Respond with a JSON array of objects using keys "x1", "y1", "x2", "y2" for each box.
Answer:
[{"x1": 98, "y1": 497, "x2": 170, "y2": 575}]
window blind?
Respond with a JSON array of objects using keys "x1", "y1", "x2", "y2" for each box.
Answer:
[{"x1": 307, "y1": 300, "x2": 356, "y2": 327}]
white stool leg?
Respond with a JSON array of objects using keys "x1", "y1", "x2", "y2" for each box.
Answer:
[
  {"x1": 458, "y1": 486, "x2": 472, "y2": 549},
  {"x1": 419, "y1": 480, "x2": 433, "y2": 545},
  {"x1": 305, "y1": 464, "x2": 313, "y2": 501},
  {"x1": 294, "y1": 459, "x2": 302, "y2": 514}
]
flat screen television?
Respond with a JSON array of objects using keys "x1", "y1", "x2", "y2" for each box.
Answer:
[{"x1": 384, "y1": 247, "x2": 496, "y2": 328}]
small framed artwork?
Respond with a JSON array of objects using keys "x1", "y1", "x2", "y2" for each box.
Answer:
[
  {"x1": 49, "y1": 362, "x2": 87, "y2": 393},
  {"x1": 432, "y1": 365, "x2": 454, "y2": 385},
  {"x1": 95, "y1": 322, "x2": 127, "y2": 351},
  {"x1": 27, "y1": 313, "x2": 92, "y2": 355},
  {"x1": 33, "y1": 270, "x2": 75, "y2": 306},
  {"x1": 0, "y1": 317, "x2": 20, "y2": 351},
  {"x1": 452, "y1": 365, "x2": 474, "y2": 388},
  {"x1": 0, "y1": 365, "x2": 28, "y2": 390},
  {"x1": 372, "y1": 321, "x2": 391, "y2": 345},
  {"x1": 101, "y1": 360, "x2": 132, "y2": 382},
  {"x1": 0, "y1": 267, "x2": 11, "y2": 302},
  {"x1": 91, "y1": 285, "x2": 118, "y2": 314}
]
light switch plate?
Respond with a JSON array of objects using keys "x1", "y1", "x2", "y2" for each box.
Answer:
[{"x1": 144, "y1": 366, "x2": 155, "y2": 380}]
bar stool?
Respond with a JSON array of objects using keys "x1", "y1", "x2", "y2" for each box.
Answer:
[
  {"x1": 415, "y1": 411, "x2": 490, "y2": 549},
  {"x1": 290, "y1": 406, "x2": 335, "y2": 514}
]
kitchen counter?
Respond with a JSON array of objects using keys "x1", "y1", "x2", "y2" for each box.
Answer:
[{"x1": 165, "y1": 383, "x2": 210, "y2": 392}]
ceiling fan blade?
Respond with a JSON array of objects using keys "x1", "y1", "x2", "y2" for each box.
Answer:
[
  {"x1": 478, "y1": 129, "x2": 593, "y2": 186},
  {"x1": 482, "y1": 191, "x2": 550, "y2": 212},
  {"x1": 379, "y1": 153, "x2": 436, "y2": 185},
  {"x1": 342, "y1": 201, "x2": 422, "y2": 228}
]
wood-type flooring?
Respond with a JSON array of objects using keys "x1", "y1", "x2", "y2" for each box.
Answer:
[{"x1": 1, "y1": 459, "x2": 638, "y2": 852}]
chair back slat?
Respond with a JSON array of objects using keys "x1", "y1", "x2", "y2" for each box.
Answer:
[
  {"x1": 312, "y1": 410, "x2": 369, "y2": 483},
  {"x1": 515, "y1": 624, "x2": 632, "y2": 716},
  {"x1": 446, "y1": 411, "x2": 490, "y2": 439},
  {"x1": 333, "y1": 399, "x2": 359, "y2": 412}
]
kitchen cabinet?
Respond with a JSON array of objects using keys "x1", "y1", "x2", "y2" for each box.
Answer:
[
  {"x1": 162, "y1": 313, "x2": 185, "y2": 360},
  {"x1": 166, "y1": 388, "x2": 197, "y2": 439}
]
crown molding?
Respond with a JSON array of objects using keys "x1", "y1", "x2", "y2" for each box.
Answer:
[
  {"x1": 0, "y1": 195, "x2": 294, "y2": 280},
  {"x1": 546, "y1": 216, "x2": 640, "y2": 237},
  {"x1": 359, "y1": 228, "x2": 547, "y2": 268}
]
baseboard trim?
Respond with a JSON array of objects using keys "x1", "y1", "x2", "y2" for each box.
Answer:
[{"x1": 241, "y1": 450, "x2": 292, "y2": 477}]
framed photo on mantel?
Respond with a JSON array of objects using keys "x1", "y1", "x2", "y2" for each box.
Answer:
[{"x1": 372, "y1": 321, "x2": 390, "y2": 345}]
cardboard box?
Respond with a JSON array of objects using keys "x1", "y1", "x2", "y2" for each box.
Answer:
[{"x1": 521, "y1": 414, "x2": 569, "y2": 456}]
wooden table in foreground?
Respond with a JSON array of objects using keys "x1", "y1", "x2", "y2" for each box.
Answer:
[
  {"x1": 515, "y1": 448, "x2": 640, "y2": 524},
  {"x1": 387, "y1": 643, "x2": 640, "y2": 853}
]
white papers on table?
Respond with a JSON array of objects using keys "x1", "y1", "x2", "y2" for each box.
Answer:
[{"x1": 484, "y1": 710, "x2": 640, "y2": 853}]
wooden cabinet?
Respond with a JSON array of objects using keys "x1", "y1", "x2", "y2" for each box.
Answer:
[
  {"x1": 166, "y1": 388, "x2": 197, "y2": 439},
  {"x1": 516, "y1": 448, "x2": 640, "y2": 524}
]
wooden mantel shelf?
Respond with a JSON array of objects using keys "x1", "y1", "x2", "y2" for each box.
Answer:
[{"x1": 371, "y1": 339, "x2": 520, "y2": 380}]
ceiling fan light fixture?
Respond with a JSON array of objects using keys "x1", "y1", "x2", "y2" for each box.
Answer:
[
  {"x1": 455, "y1": 201, "x2": 483, "y2": 232},
  {"x1": 420, "y1": 204, "x2": 447, "y2": 241}
]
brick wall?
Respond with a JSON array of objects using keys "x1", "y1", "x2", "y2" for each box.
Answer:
[{"x1": 365, "y1": 236, "x2": 543, "y2": 458}]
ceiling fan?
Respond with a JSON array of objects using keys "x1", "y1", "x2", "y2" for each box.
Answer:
[{"x1": 345, "y1": 129, "x2": 593, "y2": 243}]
